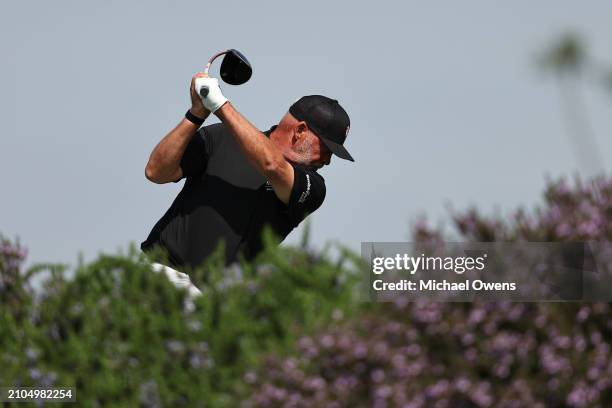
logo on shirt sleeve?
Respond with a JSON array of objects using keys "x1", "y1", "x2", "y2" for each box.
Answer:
[{"x1": 298, "y1": 174, "x2": 311, "y2": 204}]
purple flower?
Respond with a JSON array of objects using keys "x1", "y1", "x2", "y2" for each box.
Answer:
[
  {"x1": 320, "y1": 334, "x2": 335, "y2": 349},
  {"x1": 566, "y1": 382, "x2": 589, "y2": 407},
  {"x1": 370, "y1": 369, "x2": 385, "y2": 383}
]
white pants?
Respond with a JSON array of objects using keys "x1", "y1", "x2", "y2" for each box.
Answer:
[{"x1": 150, "y1": 262, "x2": 202, "y2": 311}]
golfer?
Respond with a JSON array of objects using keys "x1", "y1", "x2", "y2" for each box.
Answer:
[{"x1": 141, "y1": 72, "x2": 353, "y2": 295}]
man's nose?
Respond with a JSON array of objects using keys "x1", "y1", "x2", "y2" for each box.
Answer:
[
  {"x1": 314, "y1": 158, "x2": 330, "y2": 169},
  {"x1": 322, "y1": 152, "x2": 331, "y2": 165}
]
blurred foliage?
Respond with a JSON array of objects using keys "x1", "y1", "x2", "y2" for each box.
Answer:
[
  {"x1": 538, "y1": 32, "x2": 585, "y2": 74},
  {"x1": 0, "y1": 230, "x2": 362, "y2": 407},
  {"x1": 3, "y1": 176, "x2": 612, "y2": 407},
  {"x1": 247, "y1": 176, "x2": 612, "y2": 408},
  {"x1": 537, "y1": 32, "x2": 612, "y2": 175},
  {"x1": 3, "y1": 177, "x2": 612, "y2": 407},
  {"x1": 538, "y1": 31, "x2": 612, "y2": 94}
]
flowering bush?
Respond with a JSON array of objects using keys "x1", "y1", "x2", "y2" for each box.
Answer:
[
  {"x1": 415, "y1": 176, "x2": 612, "y2": 243},
  {"x1": 247, "y1": 176, "x2": 612, "y2": 408},
  {"x1": 0, "y1": 235, "x2": 30, "y2": 313},
  {"x1": 0, "y1": 232, "x2": 360, "y2": 406},
  {"x1": 2, "y1": 176, "x2": 611, "y2": 407},
  {"x1": 248, "y1": 302, "x2": 612, "y2": 407}
]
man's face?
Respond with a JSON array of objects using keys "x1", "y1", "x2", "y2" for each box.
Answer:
[
  {"x1": 290, "y1": 127, "x2": 333, "y2": 170},
  {"x1": 307, "y1": 134, "x2": 332, "y2": 169},
  {"x1": 273, "y1": 112, "x2": 333, "y2": 169}
]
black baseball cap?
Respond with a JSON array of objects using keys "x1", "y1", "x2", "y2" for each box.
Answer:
[{"x1": 289, "y1": 95, "x2": 354, "y2": 162}]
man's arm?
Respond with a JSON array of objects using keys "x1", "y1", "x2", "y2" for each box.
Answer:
[
  {"x1": 144, "y1": 74, "x2": 211, "y2": 184},
  {"x1": 215, "y1": 102, "x2": 294, "y2": 204}
]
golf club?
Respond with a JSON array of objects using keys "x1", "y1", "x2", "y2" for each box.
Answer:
[{"x1": 199, "y1": 49, "x2": 252, "y2": 98}]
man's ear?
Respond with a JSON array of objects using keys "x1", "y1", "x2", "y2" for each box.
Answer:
[{"x1": 292, "y1": 122, "x2": 309, "y2": 144}]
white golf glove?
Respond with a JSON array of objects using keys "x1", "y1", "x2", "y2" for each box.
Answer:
[{"x1": 194, "y1": 77, "x2": 228, "y2": 113}]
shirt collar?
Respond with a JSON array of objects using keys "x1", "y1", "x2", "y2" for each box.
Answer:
[{"x1": 263, "y1": 125, "x2": 278, "y2": 137}]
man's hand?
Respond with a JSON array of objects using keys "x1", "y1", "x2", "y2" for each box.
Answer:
[
  {"x1": 194, "y1": 75, "x2": 228, "y2": 113},
  {"x1": 189, "y1": 73, "x2": 211, "y2": 118}
]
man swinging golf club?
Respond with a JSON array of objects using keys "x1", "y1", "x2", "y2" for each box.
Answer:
[{"x1": 141, "y1": 56, "x2": 354, "y2": 297}]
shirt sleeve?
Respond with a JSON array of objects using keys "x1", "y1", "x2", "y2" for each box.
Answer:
[
  {"x1": 286, "y1": 164, "x2": 326, "y2": 227},
  {"x1": 173, "y1": 124, "x2": 221, "y2": 182}
]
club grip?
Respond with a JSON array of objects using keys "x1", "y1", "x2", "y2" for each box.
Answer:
[{"x1": 199, "y1": 86, "x2": 209, "y2": 98}]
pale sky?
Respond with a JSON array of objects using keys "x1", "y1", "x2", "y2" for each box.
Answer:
[{"x1": 3, "y1": 1, "x2": 612, "y2": 268}]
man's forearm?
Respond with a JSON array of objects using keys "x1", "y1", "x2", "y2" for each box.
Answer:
[
  {"x1": 215, "y1": 102, "x2": 285, "y2": 176},
  {"x1": 145, "y1": 114, "x2": 207, "y2": 182}
]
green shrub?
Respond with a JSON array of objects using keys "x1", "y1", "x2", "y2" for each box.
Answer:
[{"x1": 0, "y1": 230, "x2": 362, "y2": 407}]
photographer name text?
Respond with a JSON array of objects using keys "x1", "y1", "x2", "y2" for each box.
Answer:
[
  {"x1": 371, "y1": 254, "x2": 516, "y2": 292},
  {"x1": 372, "y1": 279, "x2": 516, "y2": 292}
]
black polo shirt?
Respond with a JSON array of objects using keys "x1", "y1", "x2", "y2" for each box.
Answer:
[{"x1": 141, "y1": 123, "x2": 326, "y2": 270}]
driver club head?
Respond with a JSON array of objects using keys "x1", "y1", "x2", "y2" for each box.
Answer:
[{"x1": 219, "y1": 49, "x2": 252, "y2": 85}]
